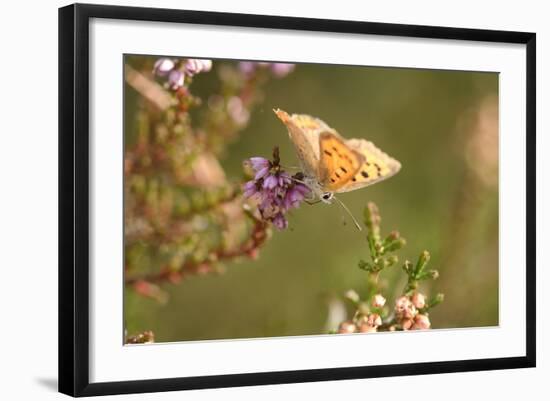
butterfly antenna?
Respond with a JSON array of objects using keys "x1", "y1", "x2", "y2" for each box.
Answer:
[
  {"x1": 333, "y1": 196, "x2": 362, "y2": 231},
  {"x1": 290, "y1": 176, "x2": 308, "y2": 186}
]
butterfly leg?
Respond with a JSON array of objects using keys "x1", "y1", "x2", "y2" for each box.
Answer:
[
  {"x1": 305, "y1": 199, "x2": 322, "y2": 205},
  {"x1": 280, "y1": 165, "x2": 302, "y2": 171}
]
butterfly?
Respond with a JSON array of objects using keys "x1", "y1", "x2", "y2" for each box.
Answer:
[{"x1": 274, "y1": 108, "x2": 401, "y2": 204}]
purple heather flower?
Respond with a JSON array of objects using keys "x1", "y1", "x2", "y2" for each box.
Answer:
[
  {"x1": 270, "y1": 63, "x2": 295, "y2": 78},
  {"x1": 238, "y1": 61, "x2": 256, "y2": 75},
  {"x1": 259, "y1": 193, "x2": 281, "y2": 219},
  {"x1": 242, "y1": 151, "x2": 310, "y2": 230},
  {"x1": 167, "y1": 69, "x2": 185, "y2": 90},
  {"x1": 272, "y1": 213, "x2": 288, "y2": 230},
  {"x1": 227, "y1": 96, "x2": 250, "y2": 126},
  {"x1": 243, "y1": 180, "x2": 260, "y2": 198},
  {"x1": 254, "y1": 166, "x2": 270, "y2": 180},
  {"x1": 238, "y1": 62, "x2": 295, "y2": 79},
  {"x1": 263, "y1": 174, "x2": 279, "y2": 189},
  {"x1": 153, "y1": 58, "x2": 175, "y2": 77},
  {"x1": 249, "y1": 157, "x2": 269, "y2": 172},
  {"x1": 284, "y1": 183, "x2": 310, "y2": 209},
  {"x1": 184, "y1": 59, "x2": 213, "y2": 76},
  {"x1": 278, "y1": 172, "x2": 292, "y2": 187}
]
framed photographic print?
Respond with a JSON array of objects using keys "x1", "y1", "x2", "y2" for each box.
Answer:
[{"x1": 58, "y1": 3, "x2": 536, "y2": 397}]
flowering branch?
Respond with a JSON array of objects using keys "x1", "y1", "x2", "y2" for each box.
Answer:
[
  {"x1": 125, "y1": 210, "x2": 269, "y2": 286},
  {"x1": 124, "y1": 57, "x2": 295, "y2": 300},
  {"x1": 335, "y1": 202, "x2": 444, "y2": 334},
  {"x1": 125, "y1": 330, "x2": 155, "y2": 344}
]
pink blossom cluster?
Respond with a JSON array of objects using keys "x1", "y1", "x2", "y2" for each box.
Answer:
[{"x1": 153, "y1": 58, "x2": 213, "y2": 90}]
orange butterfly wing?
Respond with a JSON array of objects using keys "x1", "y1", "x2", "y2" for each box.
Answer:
[{"x1": 318, "y1": 131, "x2": 364, "y2": 191}]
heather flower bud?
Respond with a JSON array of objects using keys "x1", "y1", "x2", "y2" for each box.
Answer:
[
  {"x1": 401, "y1": 318, "x2": 414, "y2": 330},
  {"x1": 358, "y1": 313, "x2": 381, "y2": 333},
  {"x1": 387, "y1": 255, "x2": 399, "y2": 265},
  {"x1": 237, "y1": 62, "x2": 295, "y2": 78},
  {"x1": 402, "y1": 260, "x2": 413, "y2": 273},
  {"x1": 411, "y1": 314, "x2": 431, "y2": 330},
  {"x1": 395, "y1": 296, "x2": 409, "y2": 312},
  {"x1": 283, "y1": 183, "x2": 310, "y2": 210},
  {"x1": 411, "y1": 292, "x2": 426, "y2": 309},
  {"x1": 387, "y1": 230, "x2": 400, "y2": 241},
  {"x1": 227, "y1": 96, "x2": 250, "y2": 126},
  {"x1": 125, "y1": 330, "x2": 155, "y2": 344},
  {"x1": 372, "y1": 294, "x2": 386, "y2": 308},
  {"x1": 243, "y1": 180, "x2": 260, "y2": 198},
  {"x1": 238, "y1": 61, "x2": 257, "y2": 76},
  {"x1": 184, "y1": 59, "x2": 213, "y2": 76},
  {"x1": 263, "y1": 175, "x2": 279, "y2": 189},
  {"x1": 344, "y1": 289, "x2": 360, "y2": 303},
  {"x1": 395, "y1": 295, "x2": 417, "y2": 320},
  {"x1": 434, "y1": 293, "x2": 445, "y2": 304},
  {"x1": 338, "y1": 321, "x2": 357, "y2": 334},
  {"x1": 363, "y1": 202, "x2": 381, "y2": 237},
  {"x1": 367, "y1": 313, "x2": 382, "y2": 327},
  {"x1": 167, "y1": 69, "x2": 185, "y2": 90},
  {"x1": 153, "y1": 58, "x2": 175, "y2": 76},
  {"x1": 419, "y1": 250, "x2": 431, "y2": 266},
  {"x1": 272, "y1": 213, "x2": 288, "y2": 230},
  {"x1": 270, "y1": 63, "x2": 295, "y2": 78}
]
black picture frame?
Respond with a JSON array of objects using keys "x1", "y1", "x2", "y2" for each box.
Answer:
[{"x1": 58, "y1": 3, "x2": 536, "y2": 397}]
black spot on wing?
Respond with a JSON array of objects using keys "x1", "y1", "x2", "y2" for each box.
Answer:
[{"x1": 361, "y1": 171, "x2": 369, "y2": 178}]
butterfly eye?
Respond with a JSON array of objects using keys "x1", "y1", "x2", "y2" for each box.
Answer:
[{"x1": 322, "y1": 192, "x2": 334, "y2": 201}]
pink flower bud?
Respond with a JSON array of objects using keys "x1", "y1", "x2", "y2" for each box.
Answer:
[
  {"x1": 395, "y1": 295, "x2": 417, "y2": 319},
  {"x1": 411, "y1": 292, "x2": 426, "y2": 309},
  {"x1": 167, "y1": 69, "x2": 185, "y2": 90},
  {"x1": 372, "y1": 294, "x2": 386, "y2": 308},
  {"x1": 338, "y1": 321, "x2": 357, "y2": 334},
  {"x1": 412, "y1": 314, "x2": 431, "y2": 330},
  {"x1": 357, "y1": 313, "x2": 382, "y2": 333},
  {"x1": 270, "y1": 63, "x2": 295, "y2": 78},
  {"x1": 201, "y1": 59, "x2": 213, "y2": 72},
  {"x1": 238, "y1": 61, "x2": 256, "y2": 75},
  {"x1": 345, "y1": 289, "x2": 360, "y2": 303},
  {"x1": 227, "y1": 96, "x2": 250, "y2": 126},
  {"x1": 153, "y1": 58, "x2": 175, "y2": 76},
  {"x1": 184, "y1": 59, "x2": 213, "y2": 75},
  {"x1": 401, "y1": 318, "x2": 414, "y2": 330},
  {"x1": 367, "y1": 313, "x2": 382, "y2": 327},
  {"x1": 395, "y1": 295, "x2": 409, "y2": 311}
]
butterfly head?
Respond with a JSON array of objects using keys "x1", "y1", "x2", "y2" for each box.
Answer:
[{"x1": 321, "y1": 192, "x2": 334, "y2": 204}]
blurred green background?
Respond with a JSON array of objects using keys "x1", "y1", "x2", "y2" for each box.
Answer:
[{"x1": 125, "y1": 59, "x2": 499, "y2": 342}]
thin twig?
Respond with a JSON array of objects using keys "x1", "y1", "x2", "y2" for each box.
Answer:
[{"x1": 125, "y1": 213, "x2": 268, "y2": 285}]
